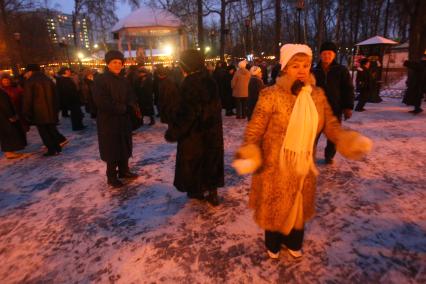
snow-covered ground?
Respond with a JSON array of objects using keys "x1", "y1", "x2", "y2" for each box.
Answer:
[{"x1": 0, "y1": 96, "x2": 425, "y2": 283}]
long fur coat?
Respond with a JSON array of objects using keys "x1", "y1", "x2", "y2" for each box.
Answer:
[{"x1": 237, "y1": 74, "x2": 371, "y2": 234}]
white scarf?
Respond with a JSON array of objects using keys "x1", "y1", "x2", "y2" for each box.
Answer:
[{"x1": 279, "y1": 84, "x2": 319, "y2": 234}]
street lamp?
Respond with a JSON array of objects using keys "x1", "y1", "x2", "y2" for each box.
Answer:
[{"x1": 205, "y1": 46, "x2": 211, "y2": 53}]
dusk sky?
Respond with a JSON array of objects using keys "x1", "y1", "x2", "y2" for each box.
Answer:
[{"x1": 52, "y1": 0, "x2": 133, "y2": 18}]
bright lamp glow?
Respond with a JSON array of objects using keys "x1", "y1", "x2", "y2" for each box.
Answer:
[
  {"x1": 93, "y1": 44, "x2": 99, "y2": 49},
  {"x1": 205, "y1": 46, "x2": 211, "y2": 52},
  {"x1": 164, "y1": 44, "x2": 173, "y2": 55},
  {"x1": 77, "y1": 52, "x2": 84, "y2": 59}
]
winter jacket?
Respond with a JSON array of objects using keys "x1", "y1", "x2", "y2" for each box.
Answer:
[
  {"x1": 158, "y1": 77, "x2": 180, "y2": 124},
  {"x1": 403, "y1": 59, "x2": 426, "y2": 106},
  {"x1": 237, "y1": 74, "x2": 369, "y2": 234},
  {"x1": 93, "y1": 69, "x2": 137, "y2": 162},
  {"x1": 231, "y1": 68, "x2": 251, "y2": 98},
  {"x1": 23, "y1": 72, "x2": 59, "y2": 125},
  {"x1": 247, "y1": 76, "x2": 264, "y2": 120},
  {"x1": 165, "y1": 71, "x2": 224, "y2": 194},
  {"x1": 356, "y1": 68, "x2": 374, "y2": 97},
  {"x1": 135, "y1": 74, "x2": 155, "y2": 116},
  {"x1": 56, "y1": 76, "x2": 81, "y2": 109},
  {"x1": 0, "y1": 89, "x2": 27, "y2": 152},
  {"x1": 313, "y1": 60, "x2": 354, "y2": 117}
]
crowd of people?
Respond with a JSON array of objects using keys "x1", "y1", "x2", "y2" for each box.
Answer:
[{"x1": 1, "y1": 40, "x2": 425, "y2": 260}]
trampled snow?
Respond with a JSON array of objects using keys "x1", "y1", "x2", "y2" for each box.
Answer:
[{"x1": 0, "y1": 94, "x2": 425, "y2": 283}]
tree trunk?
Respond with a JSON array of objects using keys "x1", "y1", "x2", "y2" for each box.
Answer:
[
  {"x1": 383, "y1": 0, "x2": 390, "y2": 37},
  {"x1": 220, "y1": 0, "x2": 226, "y2": 61},
  {"x1": 408, "y1": 0, "x2": 426, "y2": 60},
  {"x1": 274, "y1": 0, "x2": 281, "y2": 59},
  {"x1": 316, "y1": 0, "x2": 325, "y2": 54},
  {"x1": 197, "y1": 0, "x2": 204, "y2": 52}
]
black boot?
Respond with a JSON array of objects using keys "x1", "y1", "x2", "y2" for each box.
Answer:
[
  {"x1": 205, "y1": 188, "x2": 219, "y2": 206},
  {"x1": 118, "y1": 171, "x2": 138, "y2": 180},
  {"x1": 187, "y1": 191, "x2": 204, "y2": 200},
  {"x1": 108, "y1": 177, "x2": 124, "y2": 188}
]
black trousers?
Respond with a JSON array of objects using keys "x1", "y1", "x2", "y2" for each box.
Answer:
[
  {"x1": 265, "y1": 228, "x2": 304, "y2": 253},
  {"x1": 235, "y1": 97, "x2": 248, "y2": 118},
  {"x1": 37, "y1": 124, "x2": 61, "y2": 153},
  {"x1": 355, "y1": 91, "x2": 369, "y2": 110},
  {"x1": 70, "y1": 103, "x2": 84, "y2": 130},
  {"x1": 106, "y1": 159, "x2": 129, "y2": 179},
  {"x1": 325, "y1": 139, "x2": 337, "y2": 160}
]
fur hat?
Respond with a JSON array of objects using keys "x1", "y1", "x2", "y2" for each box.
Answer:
[
  {"x1": 238, "y1": 59, "x2": 247, "y2": 69},
  {"x1": 320, "y1": 41, "x2": 338, "y2": 54},
  {"x1": 179, "y1": 49, "x2": 204, "y2": 73},
  {"x1": 105, "y1": 50, "x2": 125, "y2": 64},
  {"x1": 280, "y1": 44, "x2": 313, "y2": 70},
  {"x1": 250, "y1": 66, "x2": 261, "y2": 76},
  {"x1": 25, "y1": 64, "x2": 41, "y2": 72}
]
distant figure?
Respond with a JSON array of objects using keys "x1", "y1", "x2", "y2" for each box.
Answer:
[
  {"x1": 313, "y1": 41, "x2": 354, "y2": 164},
  {"x1": 136, "y1": 68, "x2": 155, "y2": 126},
  {"x1": 0, "y1": 87, "x2": 27, "y2": 159},
  {"x1": 23, "y1": 64, "x2": 67, "y2": 157},
  {"x1": 403, "y1": 54, "x2": 426, "y2": 114},
  {"x1": 81, "y1": 69, "x2": 96, "y2": 118},
  {"x1": 223, "y1": 65, "x2": 236, "y2": 116},
  {"x1": 355, "y1": 58, "x2": 374, "y2": 112},
  {"x1": 247, "y1": 66, "x2": 264, "y2": 120},
  {"x1": 270, "y1": 62, "x2": 281, "y2": 85},
  {"x1": 157, "y1": 66, "x2": 180, "y2": 125},
  {"x1": 231, "y1": 60, "x2": 251, "y2": 119},
  {"x1": 165, "y1": 49, "x2": 224, "y2": 206},
  {"x1": 56, "y1": 67, "x2": 85, "y2": 131},
  {"x1": 93, "y1": 51, "x2": 141, "y2": 188}
]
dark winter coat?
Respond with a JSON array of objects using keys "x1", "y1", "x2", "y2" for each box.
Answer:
[
  {"x1": 247, "y1": 76, "x2": 264, "y2": 120},
  {"x1": 56, "y1": 76, "x2": 81, "y2": 109},
  {"x1": 135, "y1": 74, "x2": 155, "y2": 116},
  {"x1": 403, "y1": 60, "x2": 426, "y2": 106},
  {"x1": 356, "y1": 68, "x2": 375, "y2": 99},
  {"x1": 213, "y1": 67, "x2": 227, "y2": 107},
  {"x1": 82, "y1": 78, "x2": 96, "y2": 116},
  {"x1": 165, "y1": 71, "x2": 224, "y2": 193},
  {"x1": 222, "y1": 71, "x2": 235, "y2": 110},
  {"x1": 23, "y1": 72, "x2": 59, "y2": 125},
  {"x1": 93, "y1": 69, "x2": 137, "y2": 162},
  {"x1": 313, "y1": 60, "x2": 354, "y2": 117},
  {"x1": 158, "y1": 77, "x2": 180, "y2": 124},
  {"x1": 0, "y1": 89, "x2": 27, "y2": 152}
]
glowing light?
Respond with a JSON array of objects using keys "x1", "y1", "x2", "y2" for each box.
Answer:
[
  {"x1": 93, "y1": 44, "x2": 99, "y2": 49},
  {"x1": 205, "y1": 46, "x2": 211, "y2": 53},
  {"x1": 164, "y1": 44, "x2": 173, "y2": 56},
  {"x1": 77, "y1": 52, "x2": 84, "y2": 60}
]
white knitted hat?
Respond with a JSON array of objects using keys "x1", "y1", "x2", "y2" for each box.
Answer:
[
  {"x1": 238, "y1": 59, "x2": 247, "y2": 69},
  {"x1": 250, "y1": 66, "x2": 261, "y2": 76},
  {"x1": 280, "y1": 44, "x2": 313, "y2": 70}
]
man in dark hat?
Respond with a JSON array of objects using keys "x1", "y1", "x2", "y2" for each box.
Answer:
[
  {"x1": 313, "y1": 41, "x2": 355, "y2": 164},
  {"x1": 93, "y1": 50, "x2": 140, "y2": 188},
  {"x1": 23, "y1": 64, "x2": 67, "y2": 156},
  {"x1": 165, "y1": 49, "x2": 224, "y2": 206}
]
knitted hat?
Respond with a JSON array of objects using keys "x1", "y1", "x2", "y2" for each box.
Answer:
[
  {"x1": 25, "y1": 64, "x2": 41, "y2": 72},
  {"x1": 250, "y1": 66, "x2": 261, "y2": 76},
  {"x1": 320, "y1": 41, "x2": 338, "y2": 54},
  {"x1": 280, "y1": 44, "x2": 313, "y2": 70},
  {"x1": 105, "y1": 50, "x2": 125, "y2": 64},
  {"x1": 238, "y1": 59, "x2": 247, "y2": 69},
  {"x1": 179, "y1": 49, "x2": 204, "y2": 73}
]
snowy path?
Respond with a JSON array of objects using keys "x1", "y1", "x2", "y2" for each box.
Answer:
[{"x1": 0, "y1": 98, "x2": 425, "y2": 283}]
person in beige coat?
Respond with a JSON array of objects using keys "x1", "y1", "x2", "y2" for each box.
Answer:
[
  {"x1": 233, "y1": 44, "x2": 372, "y2": 259},
  {"x1": 231, "y1": 60, "x2": 251, "y2": 119}
]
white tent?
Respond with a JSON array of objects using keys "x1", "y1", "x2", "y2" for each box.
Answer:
[
  {"x1": 356, "y1": 35, "x2": 398, "y2": 46},
  {"x1": 111, "y1": 7, "x2": 183, "y2": 35}
]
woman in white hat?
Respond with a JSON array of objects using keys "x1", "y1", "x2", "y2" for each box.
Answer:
[{"x1": 233, "y1": 44, "x2": 372, "y2": 259}]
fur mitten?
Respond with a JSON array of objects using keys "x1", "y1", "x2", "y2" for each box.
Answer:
[
  {"x1": 232, "y1": 144, "x2": 262, "y2": 175},
  {"x1": 336, "y1": 130, "x2": 373, "y2": 160}
]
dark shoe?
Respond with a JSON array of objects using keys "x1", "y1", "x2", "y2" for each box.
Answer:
[
  {"x1": 205, "y1": 189, "x2": 219, "y2": 206},
  {"x1": 43, "y1": 151, "x2": 59, "y2": 157},
  {"x1": 409, "y1": 108, "x2": 423, "y2": 114},
  {"x1": 108, "y1": 177, "x2": 124, "y2": 188},
  {"x1": 354, "y1": 108, "x2": 366, "y2": 112},
  {"x1": 325, "y1": 158, "x2": 334, "y2": 164},
  {"x1": 187, "y1": 191, "x2": 204, "y2": 200},
  {"x1": 118, "y1": 171, "x2": 138, "y2": 180},
  {"x1": 149, "y1": 116, "x2": 155, "y2": 126},
  {"x1": 72, "y1": 125, "x2": 87, "y2": 131},
  {"x1": 59, "y1": 139, "x2": 69, "y2": 147}
]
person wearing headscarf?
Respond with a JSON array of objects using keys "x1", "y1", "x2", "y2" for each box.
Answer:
[
  {"x1": 165, "y1": 49, "x2": 224, "y2": 206},
  {"x1": 231, "y1": 59, "x2": 251, "y2": 119},
  {"x1": 92, "y1": 50, "x2": 141, "y2": 188},
  {"x1": 233, "y1": 44, "x2": 372, "y2": 259},
  {"x1": 247, "y1": 66, "x2": 265, "y2": 120}
]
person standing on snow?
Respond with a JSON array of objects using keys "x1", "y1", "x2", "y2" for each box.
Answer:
[
  {"x1": 93, "y1": 50, "x2": 141, "y2": 188},
  {"x1": 355, "y1": 58, "x2": 375, "y2": 112},
  {"x1": 247, "y1": 66, "x2": 264, "y2": 120},
  {"x1": 233, "y1": 44, "x2": 372, "y2": 259},
  {"x1": 165, "y1": 49, "x2": 224, "y2": 206},
  {"x1": 231, "y1": 59, "x2": 251, "y2": 119},
  {"x1": 313, "y1": 41, "x2": 354, "y2": 164}
]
